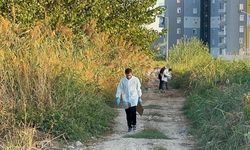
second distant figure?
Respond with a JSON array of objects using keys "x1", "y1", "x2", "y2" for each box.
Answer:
[{"x1": 159, "y1": 67, "x2": 172, "y2": 91}]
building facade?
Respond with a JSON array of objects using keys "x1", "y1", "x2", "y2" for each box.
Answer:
[
  {"x1": 227, "y1": 0, "x2": 246, "y2": 55},
  {"x1": 148, "y1": 0, "x2": 249, "y2": 57},
  {"x1": 165, "y1": 0, "x2": 184, "y2": 49},
  {"x1": 183, "y1": 0, "x2": 200, "y2": 39},
  {"x1": 210, "y1": 0, "x2": 220, "y2": 56},
  {"x1": 210, "y1": 0, "x2": 247, "y2": 56}
]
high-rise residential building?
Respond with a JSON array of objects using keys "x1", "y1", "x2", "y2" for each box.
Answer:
[
  {"x1": 230, "y1": 0, "x2": 246, "y2": 55},
  {"x1": 246, "y1": 0, "x2": 250, "y2": 54},
  {"x1": 147, "y1": 0, "x2": 249, "y2": 57},
  {"x1": 184, "y1": 0, "x2": 200, "y2": 39},
  {"x1": 210, "y1": 0, "x2": 220, "y2": 56},
  {"x1": 210, "y1": 0, "x2": 246, "y2": 56},
  {"x1": 165, "y1": 0, "x2": 184, "y2": 48}
]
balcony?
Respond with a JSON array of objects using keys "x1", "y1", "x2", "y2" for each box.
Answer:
[
  {"x1": 218, "y1": 8, "x2": 226, "y2": 13},
  {"x1": 220, "y1": 20, "x2": 226, "y2": 26},
  {"x1": 218, "y1": 42, "x2": 226, "y2": 48},
  {"x1": 218, "y1": 31, "x2": 226, "y2": 36}
]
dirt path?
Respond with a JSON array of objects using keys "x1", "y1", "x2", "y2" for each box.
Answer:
[{"x1": 84, "y1": 76, "x2": 195, "y2": 150}]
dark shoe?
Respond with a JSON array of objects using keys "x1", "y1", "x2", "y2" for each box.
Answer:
[
  {"x1": 132, "y1": 125, "x2": 136, "y2": 131},
  {"x1": 128, "y1": 127, "x2": 132, "y2": 132}
]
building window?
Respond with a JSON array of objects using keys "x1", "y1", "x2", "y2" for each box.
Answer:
[
  {"x1": 192, "y1": 29, "x2": 197, "y2": 35},
  {"x1": 177, "y1": 0, "x2": 181, "y2": 3},
  {"x1": 177, "y1": 28, "x2": 181, "y2": 34},
  {"x1": 219, "y1": 3, "x2": 223, "y2": 9},
  {"x1": 177, "y1": 39, "x2": 181, "y2": 44},
  {"x1": 219, "y1": 48, "x2": 223, "y2": 55},
  {"x1": 212, "y1": 39, "x2": 215, "y2": 45},
  {"x1": 177, "y1": 17, "x2": 181, "y2": 24},
  {"x1": 240, "y1": 15, "x2": 244, "y2": 21},
  {"x1": 220, "y1": 25, "x2": 226, "y2": 32},
  {"x1": 219, "y1": 37, "x2": 224, "y2": 43},
  {"x1": 220, "y1": 14, "x2": 226, "y2": 22},
  {"x1": 177, "y1": 7, "x2": 181, "y2": 14},
  {"x1": 159, "y1": 16, "x2": 165, "y2": 27},
  {"x1": 212, "y1": 0, "x2": 215, "y2": 4},
  {"x1": 220, "y1": 14, "x2": 223, "y2": 20},
  {"x1": 193, "y1": 8, "x2": 198, "y2": 14},
  {"x1": 239, "y1": 4, "x2": 244, "y2": 11},
  {"x1": 239, "y1": 38, "x2": 244, "y2": 44},
  {"x1": 240, "y1": 26, "x2": 244, "y2": 33}
]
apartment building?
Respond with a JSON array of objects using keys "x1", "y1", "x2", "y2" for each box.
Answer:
[
  {"x1": 165, "y1": 0, "x2": 184, "y2": 48},
  {"x1": 147, "y1": 0, "x2": 201, "y2": 56},
  {"x1": 210, "y1": 0, "x2": 246, "y2": 56},
  {"x1": 164, "y1": 0, "x2": 201, "y2": 50},
  {"x1": 148, "y1": 0, "x2": 249, "y2": 57},
  {"x1": 183, "y1": 0, "x2": 200, "y2": 39},
  {"x1": 210, "y1": 0, "x2": 220, "y2": 56}
]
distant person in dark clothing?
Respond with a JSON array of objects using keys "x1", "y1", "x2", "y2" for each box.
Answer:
[{"x1": 158, "y1": 67, "x2": 166, "y2": 90}]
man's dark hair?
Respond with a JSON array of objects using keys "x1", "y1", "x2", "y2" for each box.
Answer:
[
  {"x1": 169, "y1": 68, "x2": 172, "y2": 71},
  {"x1": 160, "y1": 67, "x2": 165, "y2": 74},
  {"x1": 125, "y1": 68, "x2": 132, "y2": 74}
]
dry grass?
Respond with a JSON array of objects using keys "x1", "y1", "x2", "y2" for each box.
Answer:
[{"x1": 0, "y1": 17, "x2": 155, "y2": 147}]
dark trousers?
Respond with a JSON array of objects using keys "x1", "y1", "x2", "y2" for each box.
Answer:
[
  {"x1": 159, "y1": 80, "x2": 164, "y2": 90},
  {"x1": 159, "y1": 80, "x2": 168, "y2": 90},
  {"x1": 125, "y1": 106, "x2": 136, "y2": 128}
]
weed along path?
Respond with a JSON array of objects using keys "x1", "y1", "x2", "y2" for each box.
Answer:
[{"x1": 85, "y1": 77, "x2": 195, "y2": 150}]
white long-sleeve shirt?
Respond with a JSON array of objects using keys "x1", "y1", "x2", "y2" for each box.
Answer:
[
  {"x1": 162, "y1": 69, "x2": 172, "y2": 82},
  {"x1": 116, "y1": 76, "x2": 142, "y2": 109}
]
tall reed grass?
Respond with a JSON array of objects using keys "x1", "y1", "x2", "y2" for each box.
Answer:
[
  {"x1": 168, "y1": 38, "x2": 250, "y2": 149},
  {"x1": 0, "y1": 17, "x2": 154, "y2": 148}
]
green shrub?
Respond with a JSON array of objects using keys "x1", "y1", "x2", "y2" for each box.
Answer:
[
  {"x1": 185, "y1": 84, "x2": 250, "y2": 149},
  {"x1": 168, "y1": 39, "x2": 250, "y2": 149}
]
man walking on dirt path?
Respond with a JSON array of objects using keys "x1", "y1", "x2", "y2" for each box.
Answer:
[{"x1": 115, "y1": 68, "x2": 142, "y2": 132}]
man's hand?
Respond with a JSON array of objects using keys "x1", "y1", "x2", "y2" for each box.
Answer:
[{"x1": 116, "y1": 97, "x2": 120, "y2": 107}]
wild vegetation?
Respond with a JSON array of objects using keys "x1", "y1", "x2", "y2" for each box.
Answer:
[
  {"x1": 0, "y1": 16, "x2": 154, "y2": 149},
  {"x1": 169, "y1": 38, "x2": 250, "y2": 149},
  {"x1": 2, "y1": 1, "x2": 250, "y2": 149},
  {"x1": 0, "y1": 0, "x2": 163, "y2": 148},
  {"x1": 0, "y1": 0, "x2": 164, "y2": 52}
]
